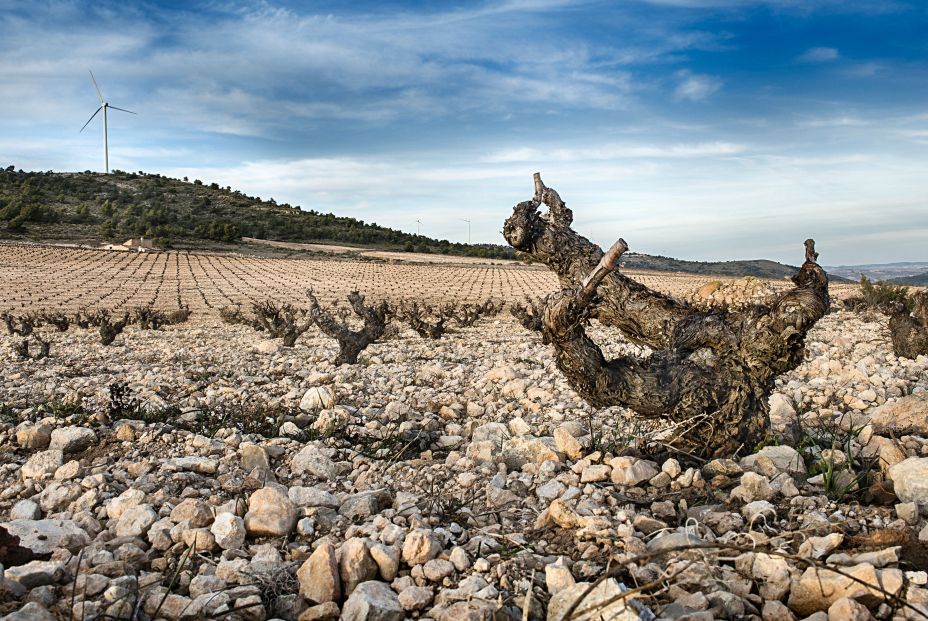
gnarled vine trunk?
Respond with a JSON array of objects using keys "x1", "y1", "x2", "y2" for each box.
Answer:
[
  {"x1": 890, "y1": 291, "x2": 928, "y2": 359},
  {"x1": 504, "y1": 173, "x2": 829, "y2": 458}
]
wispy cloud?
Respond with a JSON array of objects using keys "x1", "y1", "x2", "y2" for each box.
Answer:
[
  {"x1": 673, "y1": 70, "x2": 722, "y2": 101},
  {"x1": 797, "y1": 46, "x2": 839, "y2": 62},
  {"x1": 484, "y1": 141, "x2": 745, "y2": 163}
]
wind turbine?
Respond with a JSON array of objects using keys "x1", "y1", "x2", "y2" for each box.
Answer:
[
  {"x1": 460, "y1": 218, "x2": 471, "y2": 244},
  {"x1": 80, "y1": 70, "x2": 135, "y2": 174},
  {"x1": 416, "y1": 219, "x2": 422, "y2": 236}
]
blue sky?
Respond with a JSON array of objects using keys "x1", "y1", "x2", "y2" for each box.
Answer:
[{"x1": 1, "y1": 0, "x2": 926, "y2": 264}]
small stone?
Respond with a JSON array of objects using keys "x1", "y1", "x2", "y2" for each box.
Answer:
[
  {"x1": 244, "y1": 486, "x2": 297, "y2": 537},
  {"x1": 398, "y1": 586, "x2": 434, "y2": 612},
  {"x1": 10, "y1": 500, "x2": 41, "y2": 521},
  {"x1": 340, "y1": 538, "x2": 378, "y2": 596},
  {"x1": 761, "y1": 600, "x2": 795, "y2": 621},
  {"x1": 21, "y1": 450, "x2": 63, "y2": 480},
  {"x1": 827, "y1": 597, "x2": 873, "y2": 621},
  {"x1": 49, "y1": 426, "x2": 97, "y2": 453},
  {"x1": 15, "y1": 424, "x2": 52, "y2": 450},
  {"x1": 290, "y1": 445, "x2": 336, "y2": 479},
  {"x1": 423, "y1": 558, "x2": 455, "y2": 582},
  {"x1": 896, "y1": 502, "x2": 919, "y2": 525},
  {"x1": 3, "y1": 560, "x2": 65, "y2": 589},
  {"x1": 545, "y1": 556, "x2": 575, "y2": 594},
  {"x1": 662, "y1": 458, "x2": 682, "y2": 479},
  {"x1": 704, "y1": 458, "x2": 742, "y2": 477},
  {"x1": 116, "y1": 504, "x2": 158, "y2": 538},
  {"x1": 289, "y1": 486, "x2": 339, "y2": 508},
  {"x1": 580, "y1": 464, "x2": 610, "y2": 483},
  {"x1": 798, "y1": 534, "x2": 844, "y2": 560},
  {"x1": 730, "y1": 472, "x2": 775, "y2": 503},
  {"x1": 0, "y1": 602, "x2": 57, "y2": 621},
  {"x1": 211, "y1": 513, "x2": 246, "y2": 550},
  {"x1": 340, "y1": 581, "x2": 403, "y2": 621},
  {"x1": 164, "y1": 456, "x2": 218, "y2": 474},
  {"x1": 298, "y1": 602, "x2": 340, "y2": 621},
  {"x1": 547, "y1": 578, "x2": 639, "y2": 621},
  {"x1": 170, "y1": 498, "x2": 213, "y2": 528},
  {"x1": 508, "y1": 418, "x2": 532, "y2": 436},
  {"x1": 240, "y1": 443, "x2": 270, "y2": 471},
  {"x1": 888, "y1": 457, "x2": 928, "y2": 504},
  {"x1": 752, "y1": 553, "x2": 791, "y2": 600},
  {"x1": 610, "y1": 457, "x2": 659, "y2": 486},
  {"x1": 742, "y1": 445, "x2": 806, "y2": 476},
  {"x1": 554, "y1": 427, "x2": 583, "y2": 460},
  {"x1": 0, "y1": 519, "x2": 89, "y2": 555},
  {"x1": 297, "y1": 542, "x2": 340, "y2": 604},
  {"x1": 339, "y1": 490, "x2": 392, "y2": 520},
  {"x1": 402, "y1": 528, "x2": 441, "y2": 565},
  {"x1": 300, "y1": 386, "x2": 336, "y2": 412},
  {"x1": 788, "y1": 563, "x2": 903, "y2": 615},
  {"x1": 369, "y1": 544, "x2": 400, "y2": 582},
  {"x1": 741, "y1": 500, "x2": 776, "y2": 524},
  {"x1": 449, "y1": 546, "x2": 470, "y2": 572}
]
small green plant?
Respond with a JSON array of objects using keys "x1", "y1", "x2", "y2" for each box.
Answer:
[
  {"x1": 797, "y1": 413, "x2": 878, "y2": 500},
  {"x1": 846, "y1": 275, "x2": 913, "y2": 313}
]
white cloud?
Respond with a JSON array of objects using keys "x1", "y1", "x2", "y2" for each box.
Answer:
[
  {"x1": 797, "y1": 46, "x2": 839, "y2": 62},
  {"x1": 484, "y1": 141, "x2": 745, "y2": 163},
  {"x1": 673, "y1": 70, "x2": 722, "y2": 101}
]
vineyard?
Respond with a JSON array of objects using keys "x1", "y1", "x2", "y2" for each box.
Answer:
[{"x1": 0, "y1": 243, "x2": 860, "y2": 315}]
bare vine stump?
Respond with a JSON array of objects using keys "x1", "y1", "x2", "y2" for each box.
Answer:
[
  {"x1": 890, "y1": 291, "x2": 928, "y2": 359},
  {"x1": 306, "y1": 289, "x2": 390, "y2": 365},
  {"x1": 503, "y1": 173, "x2": 829, "y2": 458}
]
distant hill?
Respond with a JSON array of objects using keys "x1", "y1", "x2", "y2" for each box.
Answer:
[
  {"x1": 890, "y1": 272, "x2": 928, "y2": 286},
  {"x1": 827, "y1": 262, "x2": 928, "y2": 282},
  {"x1": 621, "y1": 252, "x2": 801, "y2": 280},
  {"x1": 0, "y1": 166, "x2": 827, "y2": 279}
]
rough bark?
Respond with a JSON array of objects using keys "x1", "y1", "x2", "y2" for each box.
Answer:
[
  {"x1": 889, "y1": 291, "x2": 928, "y2": 359},
  {"x1": 306, "y1": 289, "x2": 389, "y2": 365},
  {"x1": 504, "y1": 173, "x2": 829, "y2": 458}
]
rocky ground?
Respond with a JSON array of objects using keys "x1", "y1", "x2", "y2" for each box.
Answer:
[{"x1": 1, "y1": 308, "x2": 928, "y2": 621}]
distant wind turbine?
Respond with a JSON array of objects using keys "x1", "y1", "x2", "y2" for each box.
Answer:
[
  {"x1": 79, "y1": 70, "x2": 135, "y2": 174},
  {"x1": 460, "y1": 218, "x2": 471, "y2": 244},
  {"x1": 416, "y1": 219, "x2": 422, "y2": 236}
]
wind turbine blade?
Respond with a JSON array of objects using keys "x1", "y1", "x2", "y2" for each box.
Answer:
[
  {"x1": 108, "y1": 106, "x2": 136, "y2": 114},
  {"x1": 89, "y1": 70, "x2": 104, "y2": 104},
  {"x1": 80, "y1": 106, "x2": 102, "y2": 132}
]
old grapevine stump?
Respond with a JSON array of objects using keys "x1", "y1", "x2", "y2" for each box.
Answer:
[
  {"x1": 889, "y1": 290, "x2": 928, "y2": 359},
  {"x1": 503, "y1": 173, "x2": 830, "y2": 458}
]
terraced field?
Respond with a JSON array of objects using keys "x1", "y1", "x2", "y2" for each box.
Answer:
[{"x1": 0, "y1": 243, "x2": 861, "y2": 315}]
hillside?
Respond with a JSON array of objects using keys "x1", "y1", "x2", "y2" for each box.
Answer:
[
  {"x1": 621, "y1": 252, "x2": 800, "y2": 279},
  {"x1": 890, "y1": 272, "x2": 928, "y2": 286},
  {"x1": 0, "y1": 167, "x2": 513, "y2": 258},
  {"x1": 0, "y1": 167, "x2": 822, "y2": 279}
]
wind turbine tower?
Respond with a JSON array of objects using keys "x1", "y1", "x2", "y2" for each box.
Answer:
[{"x1": 80, "y1": 70, "x2": 135, "y2": 174}]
